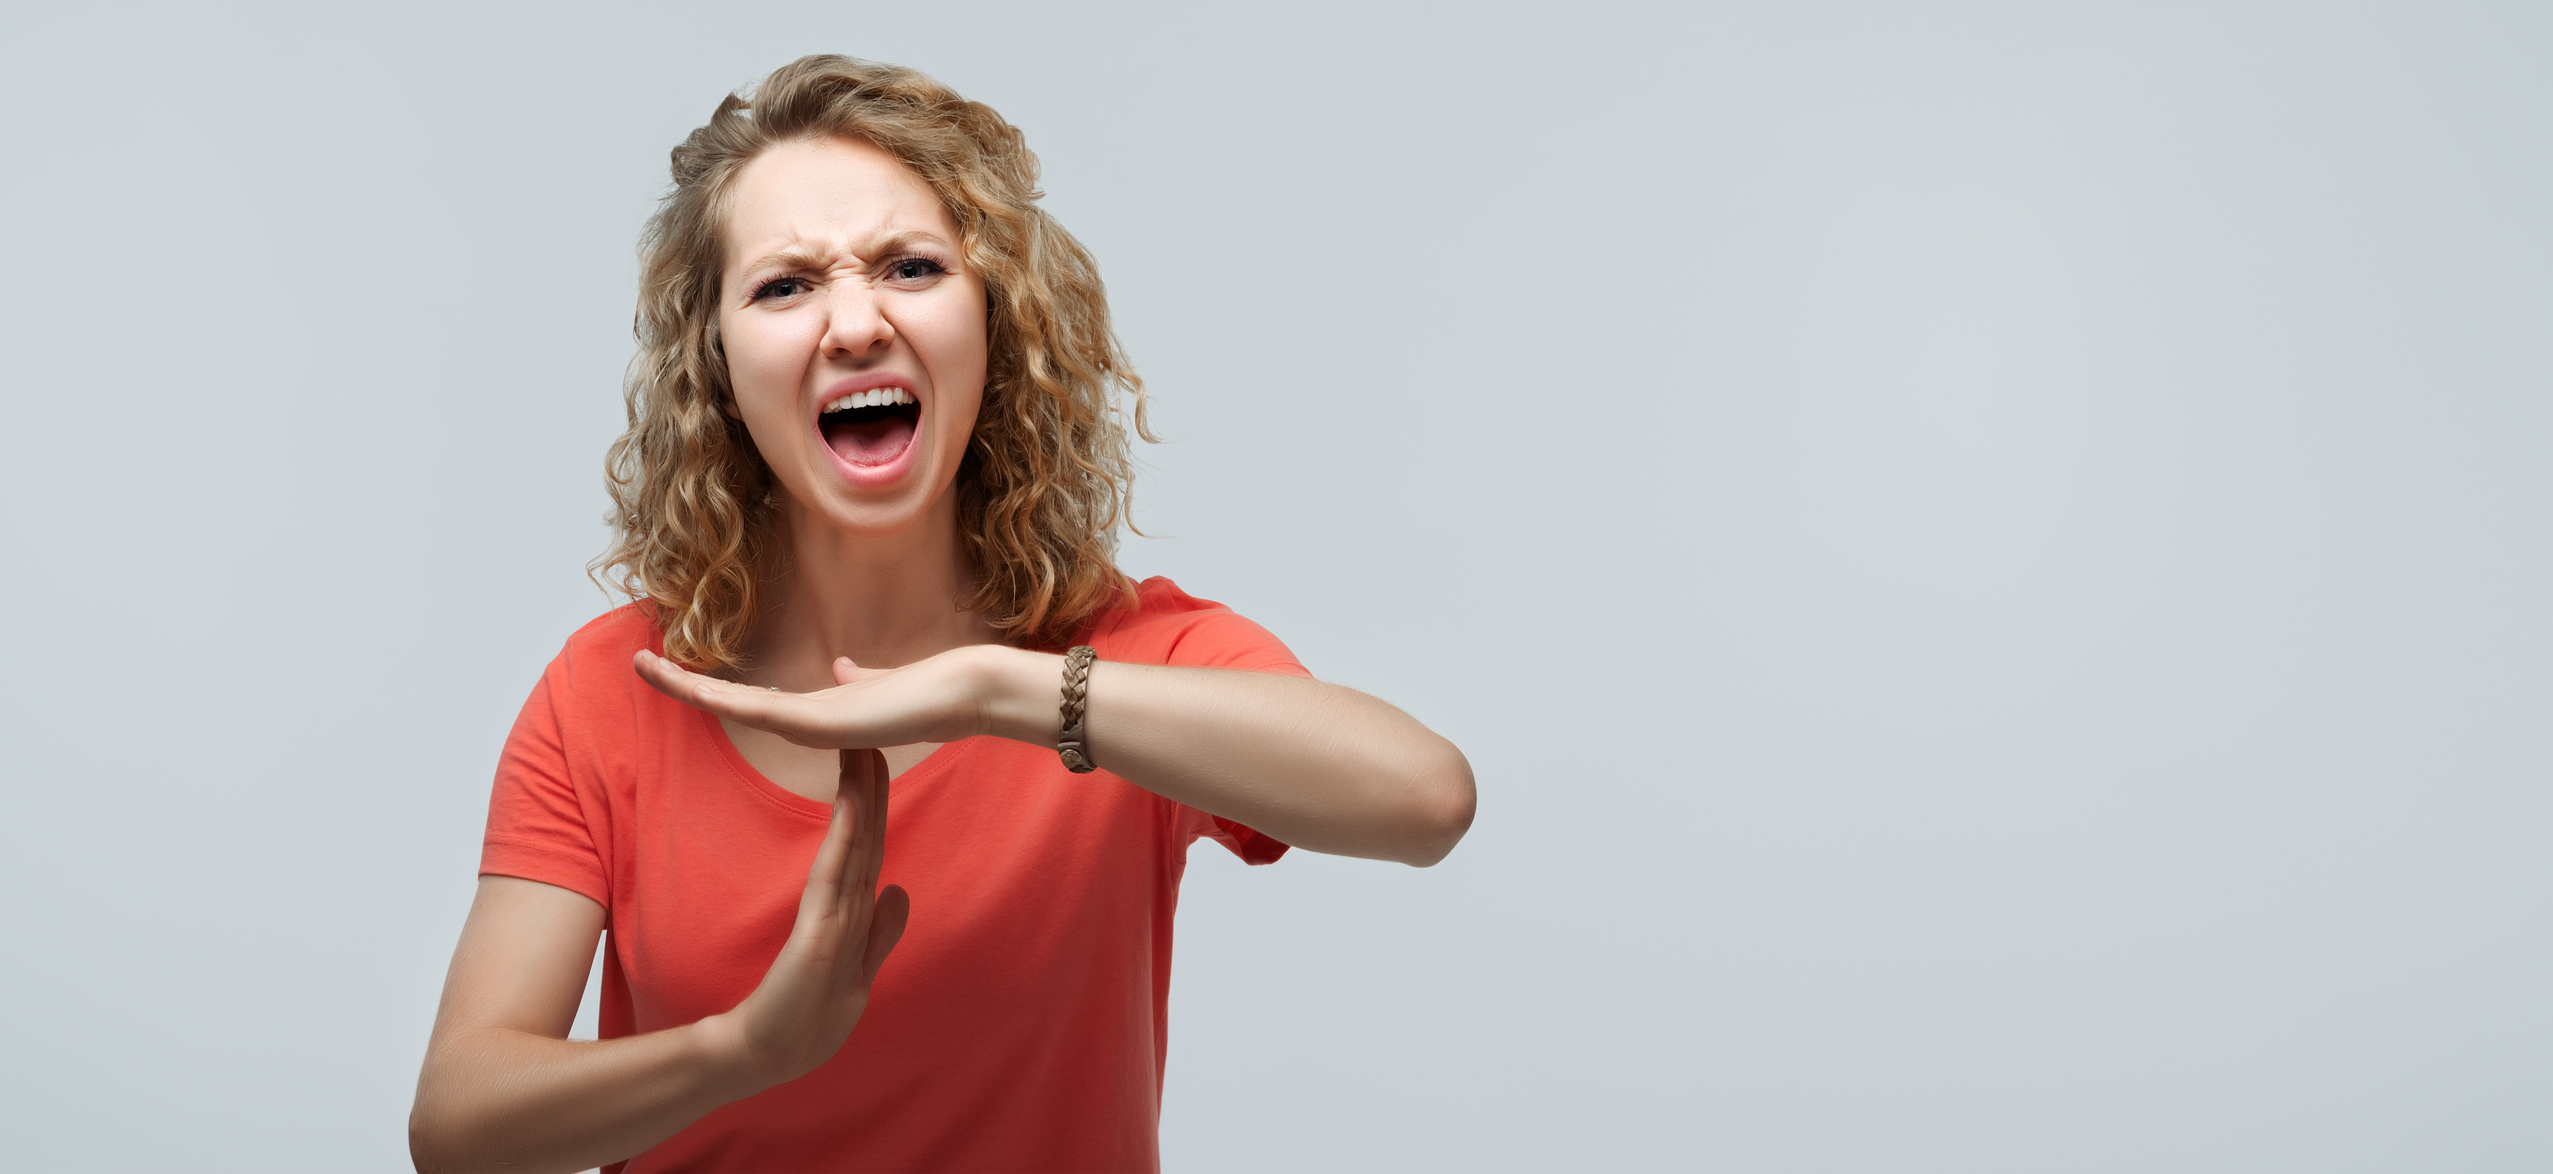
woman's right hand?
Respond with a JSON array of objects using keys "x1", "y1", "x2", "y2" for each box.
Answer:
[
  {"x1": 410, "y1": 749, "x2": 910, "y2": 1172},
  {"x1": 702, "y1": 747, "x2": 911, "y2": 1090}
]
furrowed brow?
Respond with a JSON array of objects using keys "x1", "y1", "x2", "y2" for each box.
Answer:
[
  {"x1": 864, "y1": 230, "x2": 956, "y2": 260},
  {"x1": 735, "y1": 246, "x2": 832, "y2": 277},
  {"x1": 735, "y1": 232, "x2": 957, "y2": 279}
]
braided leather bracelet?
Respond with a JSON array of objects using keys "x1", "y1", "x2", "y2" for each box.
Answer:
[{"x1": 1056, "y1": 645, "x2": 1098, "y2": 773}]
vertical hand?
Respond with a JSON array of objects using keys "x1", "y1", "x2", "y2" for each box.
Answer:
[{"x1": 713, "y1": 747, "x2": 911, "y2": 1089}]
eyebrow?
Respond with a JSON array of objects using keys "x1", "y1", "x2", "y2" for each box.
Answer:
[{"x1": 732, "y1": 230, "x2": 957, "y2": 278}]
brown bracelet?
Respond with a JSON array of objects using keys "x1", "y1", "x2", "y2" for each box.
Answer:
[{"x1": 1056, "y1": 645, "x2": 1098, "y2": 773}]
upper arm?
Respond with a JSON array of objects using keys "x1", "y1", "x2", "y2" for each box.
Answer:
[
  {"x1": 427, "y1": 876, "x2": 606, "y2": 1046},
  {"x1": 451, "y1": 659, "x2": 612, "y2": 1043}
]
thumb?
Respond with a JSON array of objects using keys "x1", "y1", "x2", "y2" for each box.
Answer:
[
  {"x1": 832, "y1": 656, "x2": 863, "y2": 686},
  {"x1": 863, "y1": 884, "x2": 911, "y2": 984}
]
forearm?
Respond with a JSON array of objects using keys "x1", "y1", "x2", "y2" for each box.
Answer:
[
  {"x1": 973, "y1": 649, "x2": 1475, "y2": 865},
  {"x1": 410, "y1": 1014, "x2": 757, "y2": 1174}
]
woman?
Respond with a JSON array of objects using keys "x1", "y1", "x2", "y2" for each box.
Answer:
[{"x1": 409, "y1": 55, "x2": 1474, "y2": 1174}]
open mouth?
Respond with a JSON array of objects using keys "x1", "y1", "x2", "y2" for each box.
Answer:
[{"x1": 817, "y1": 387, "x2": 921, "y2": 468}]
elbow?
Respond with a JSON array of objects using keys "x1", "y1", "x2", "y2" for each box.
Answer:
[
  {"x1": 407, "y1": 1072, "x2": 476, "y2": 1174},
  {"x1": 408, "y1": 1109, "x2": 446, "y2": 1174},
  {"x1": 1397, "y1": 739, "x2": 1475, "y2": 868},
  {"x1": 409, "y1": 1093, "x2": 474, "y2": 1174},
  {"x1": 407, "y1": 1111, "x2": 495, "y2": 1174},
  {"x1": 409, "y1": 1054, "x2": 462, "y2": 1173}
]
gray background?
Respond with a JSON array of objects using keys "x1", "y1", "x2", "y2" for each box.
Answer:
[{"x1": 1, "y1": 2, "x2": 2546, "y2": 1170}]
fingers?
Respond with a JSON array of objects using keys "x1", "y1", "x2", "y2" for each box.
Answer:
[
  {"x1": 633, "y1": 650, "x2": 842, "y2": 744},
  {"x1": 632, "y1": 648, "x2": 712, "y2": 704},
  {"x1": 863, "y1": 884, "x2": 910, "y2": 983},
  {"x1": 832, "y1": 655, "x2": 896, "y2": 686},
  {"x1": 859, "y1": 762, "x2": 888, "y2": 901},
  {"x1": 839, "y1": 751, "x2": 888, "y2": 923},
  {"x1": 795, "y1": 786, "x2": 859, "y2": 931},
  {"x1": 838, "y1": 746, "x2": 887, "y2": 791}
]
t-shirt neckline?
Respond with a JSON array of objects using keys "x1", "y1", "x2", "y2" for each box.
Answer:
[{"x1": 695, "y1": 706, "x2": 970, "y2": 818}]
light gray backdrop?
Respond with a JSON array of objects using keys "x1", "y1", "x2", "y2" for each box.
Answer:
[{"x1": 1, "y1": 2, "x2": 2545, "y2": 1170}]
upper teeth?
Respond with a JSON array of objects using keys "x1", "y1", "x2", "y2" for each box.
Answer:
[{"x1": 823, "y1": 388, "x2": 916, "y2": 413}]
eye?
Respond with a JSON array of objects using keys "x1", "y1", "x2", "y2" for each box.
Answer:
[
  {"x1": 887, "y1": 257, "x2": 948, "y2": 283},
  {"x1": 750, "y1": 275, "x2": 808, "y2": 301}
]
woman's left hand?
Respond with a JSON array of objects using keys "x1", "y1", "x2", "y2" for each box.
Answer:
[{"x1": 633, "y1": 646, "x2": 993, "y2": 749}]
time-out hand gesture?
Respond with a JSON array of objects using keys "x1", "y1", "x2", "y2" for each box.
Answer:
[
  {"x1": 709, "y1": 747, "x2": 910, "y2": 1089},
  {"x1": 634, "y1": 647, "x2": 992, "y2": 750}
]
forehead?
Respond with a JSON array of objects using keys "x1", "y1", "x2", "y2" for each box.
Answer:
[{"x1": 722, "y1": 137, "x2": 958, "y2": 268}]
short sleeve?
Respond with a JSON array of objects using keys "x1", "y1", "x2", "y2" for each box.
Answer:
[
  {"x1": 1156, "y1": 608, "x2": 1311, "y2": 680},
  {"x1": 479, "y1": 670, "x2": 610, "y2": 908},
  {"x1": 1179, "y1": 806, "x2": 1292, "y2": 865},
  {"x1": 1132, "y1": 587, "x2": 1305, "y2": 864}
]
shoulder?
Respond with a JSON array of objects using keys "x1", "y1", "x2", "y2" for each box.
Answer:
[
  {"x1": 538, "y1": 603, "x2": 662, "y2": 695},
  {"x1": 1085, "y1": 577, "x2": 1309, "y2": 675}
]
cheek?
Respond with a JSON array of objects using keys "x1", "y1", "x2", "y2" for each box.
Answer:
[
  {"x1": 908, "y1": 297, "x2": 991, "y2": 432},
  {"x1": 721, "y1": 315, "x2": 809, "y2": 410}
]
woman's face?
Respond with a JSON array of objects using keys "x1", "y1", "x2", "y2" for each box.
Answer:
[{"x1": 717, "y1": 136, "x2": 988, "y2": 538}]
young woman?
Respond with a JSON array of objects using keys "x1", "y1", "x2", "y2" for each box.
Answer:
[{"x1": 408, "y1": 55, "x2": 1474, "y2": 1174}]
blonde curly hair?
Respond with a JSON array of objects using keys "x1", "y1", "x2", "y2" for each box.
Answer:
[{"x1": 597, "y1": 55, "x2": 1152, "y2": 669}]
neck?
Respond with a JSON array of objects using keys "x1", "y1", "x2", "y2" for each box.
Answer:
[{"x1": 736, "y1": 490, "x2": 1000, "y2": 689}]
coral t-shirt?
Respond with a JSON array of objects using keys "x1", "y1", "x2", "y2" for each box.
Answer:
[{"x1": 479, "y1": 578, "x2": 1301, "y2": 1173}]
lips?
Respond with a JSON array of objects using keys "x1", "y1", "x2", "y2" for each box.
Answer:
[{"x1": 816, "y1": 385, "x2": 920, "y2": 471}]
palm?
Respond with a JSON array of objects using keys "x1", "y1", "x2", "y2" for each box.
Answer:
[{"x1": 633, "y1": 647, "x2": 977, "y2": 750}]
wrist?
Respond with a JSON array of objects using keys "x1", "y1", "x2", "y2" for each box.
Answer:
[
  {"x1": 687, "y1": 1012, "x2": 777, "y2": 1102},
  {"x1": 963, "y1": 644, "x2": 1065, "y2": 746}
]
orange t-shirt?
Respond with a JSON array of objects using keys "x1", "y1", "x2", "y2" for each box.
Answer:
[{"x1": 479, "y1": 578, "x2": 1301, "y2": 1173}]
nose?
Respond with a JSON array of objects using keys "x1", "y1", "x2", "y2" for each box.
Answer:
[{"x1": 819, "y1": 278, "x2": 895, "y2": 361}]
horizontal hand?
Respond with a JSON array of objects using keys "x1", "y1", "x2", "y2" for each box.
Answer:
[
  {"x1": 632, "y1": 646, "x2": 996, "y2": 750},
  {"x1": 640, "y1": 643, "x2": 1474, "y2": 866}
]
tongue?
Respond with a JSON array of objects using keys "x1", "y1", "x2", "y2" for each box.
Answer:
[{"x1": 826, "y1": 415, "x2": 916, "y2": 466}]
